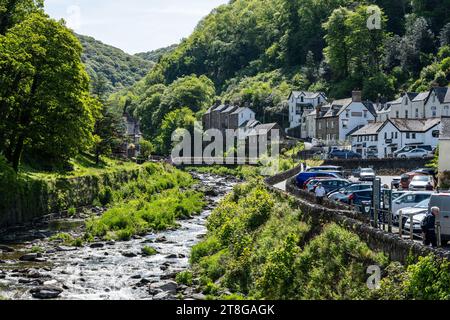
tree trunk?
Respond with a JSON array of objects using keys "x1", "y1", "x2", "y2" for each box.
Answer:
[{"x1": 11, "y1": 134, "x2": 25, "y2": 172}]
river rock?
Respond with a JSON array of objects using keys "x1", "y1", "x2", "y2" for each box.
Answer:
[
  {"x1": 90, "y1": 243, "x2": 105, "y2": 249},
  {"x1": 155, "y1": 281, "x2": 178, "y2": 294},
  {"x1": 0, "y1": 260, "x2": 5, "y2": 264},
  {"x1": 56, "y1": 246, "x2": 77, "y2": 252},
  {"x1": 30, "y1": 286, "x2": 63, "y2": 299},
  {"x1": 165, "y1": 254, "x2": 178, "y2": 259},
  {"x1": 20, "y1": 253, "x2": 41, "y2": 262},
  {"x1": 0, "y1": 245, "x2": 15, "y2": 252},
  {"x1": 192, "y1": 293, "x2": 207, "y2": 300},
  {"x1": 122, "y1": 252, "x2": 138, "y2": 258},
  {"x1": 153, "y1": 291, "x2": 171, "y2": 300},
  {"x1": 155, "y1": 236, "x2": 167, "y2": 243}
]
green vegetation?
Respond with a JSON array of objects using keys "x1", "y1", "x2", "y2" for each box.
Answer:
[
  {"x1": 77, "y1": 34, "x2": 154, "y2": 94},
  {"x1": 190, "y1": 179, "x2": 387, "y2": 299},
  {"x1": 176, "y1": 271, "x2": 194, "y2": 286},
  {"x1": 142, "y1": 246, "x2": 158, "y2": 256},
  {"x1": 135, "y1": 44, "x2": 178, "y2": 63}
]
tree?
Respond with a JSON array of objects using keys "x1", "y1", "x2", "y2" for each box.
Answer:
[
  {"x1": 0, "y1": 0, "x2": 43, "y2": 34},
  {"x1": 92, "y1": 105, "x2": 126, "y2": 165},
  {"x1": 139, "y1": 139, "x2": 155, "y2": 160},
  {"x1": 0, "y1": 13, "x2": 98, "y2": 171},
  {"x1": 156, "y1": 107, "x2": 196, "y2": 155},
  {"x1": 440, "y1": 22, "x2": 450, "y2": 47}
]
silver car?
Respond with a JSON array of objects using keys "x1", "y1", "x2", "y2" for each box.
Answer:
[
  {"x1": 393, "y1": 198, "x2": 430, "y2": 226},
  {"x1": 359, "y1": 168, "x2": 376, "y2": 181},
  {"x1": 392, "y1": 191, "x2": 434, "y2": 214},
  {"x1": 409, "y1": 175, "x2": 435, "y2": 191},
  {"x1": 397, "y1": 148, "x2": 430, "y2": 159}
]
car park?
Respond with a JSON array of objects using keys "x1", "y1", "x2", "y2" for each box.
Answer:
[
  {"x1": 391, "y1": 191, "x2": 434, "y2": 213},
  {"x1": 329, "y1": 150, "x2": 362, "y2": 160},
  {"x1": 296, "y1": 171, "x2": 342, "y2": 187},
  {"x1": 409, "y1": 175, "x2": 435, "y2": 191},
  {"x1": 359, "y1": 168, "x2": 376, "y2": 181},
  {"x1": 396, "y1": 148, "x2": 430, "y2": 159}
]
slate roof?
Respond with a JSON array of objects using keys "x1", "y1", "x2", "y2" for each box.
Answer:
[
  {"x1": 432, "y1": 87, "x2": 450, "y2": 104},
  {"x1": 412, "y1": 91, "x2": 430, "y2": 102},
  {"x1": 351, "y1": 122, "x2": 385, "y2": 136},
  {"x1": 389, "y1": 118, "x2": 441, "y2": 132},
  {"x1": 247, "y1": 123, "x2": 281, "y2": 136},
  {"x1": 290, "y1": 91, "x2": 326, "y2": 99}
]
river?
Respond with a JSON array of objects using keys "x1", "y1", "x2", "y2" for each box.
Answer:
[{"x1": 0, "y1": 173, "x2": 236, "y2": 300}]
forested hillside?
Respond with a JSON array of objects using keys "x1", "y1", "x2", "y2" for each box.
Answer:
[
  {"x1": 111, "y1": 0, "x2": 450, "y2": 150},
  {"x1": 77, "y1": 34, "x2": 154, "y2": 94},
  {"x1": 135, "y1": 44, "x2": 178, "y2": 63}
]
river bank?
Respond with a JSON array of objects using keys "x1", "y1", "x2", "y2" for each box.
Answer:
[{"x1": 0, "y1": 173, "x2": 236, "y2": 300}]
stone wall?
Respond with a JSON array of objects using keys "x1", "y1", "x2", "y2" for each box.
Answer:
[
  {"x1": 324, "y1": 157, "x2": 432, "y2": 175},
  {"x1": 266, "y1": 170, "x2": 450, "y2": 263}
]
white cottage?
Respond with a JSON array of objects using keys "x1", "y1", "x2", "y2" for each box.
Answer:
[{"x1": 288, "y1": 91, "x2": 327, "y2": 138}]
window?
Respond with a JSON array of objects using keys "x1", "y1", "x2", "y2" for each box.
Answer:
[
  {"x1": 301, "y1": 96, "x2": 304, "y2": 103},
  {"x1": 405, "y1": 98, "x2": 408, "y2": 105},
  {"x1": 415, "y1": 109, "x2": 419, "y2": 118},
  {"x1": 396, "y1": 111, "x2": 400, "y2": 118},
  {"x1": 342, "y1": 119, "x2": 348, "y2": 129},
  {"x1": 405, "y1": 110, "x2": 409, "y2": 119},
  {"x1": 384, "y1": 132, "x2": 387, "y2": 139},
  {"x1": 375, "y1": 135, "x2": 378, "y2": 141},
  {"x1": 432, "y1": 130, "x2": 440, "y2": 138},
  {"x1": 395, "y1": 132, "x2": 398, "y2": 139},
  {"x1": 391, "y1": 132, "x2": 394, "y2": 139},
  {"x1": 406, "y1": 132, "x2": 410, "y2": 139},
  {"x1": 412, "y1": 133, "x2": 416, "y2": 139},
  {"x1": 364, "y1": 110, "x2": 368, "y2": 118},
  {"x1": 346, "y1": 110, "x2": 350, "y2": 118},
  {"x1": 432, "y1": 106, "x2": 437, "y2": 117}
]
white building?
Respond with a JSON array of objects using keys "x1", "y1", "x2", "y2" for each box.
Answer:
[
  {"x1": 351, "y1": 118, "x2": 441, "y2": 158},
  {"x1": 439, "y1": 116, "x2": 450, "y2": 172},
  {"x1": 288, "y1": 91, "x2": 327, "y2": 138}
]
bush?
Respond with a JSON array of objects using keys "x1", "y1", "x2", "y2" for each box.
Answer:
[
  {"x1": 142, "y1": 246, "x2": 158, "y2": 256},
  {"x1": 176, "y1": 271, "x2": 194, "y2": 286}
]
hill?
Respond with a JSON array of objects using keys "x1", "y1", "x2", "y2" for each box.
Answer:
[
  {"x1": 135, "y1": 44, "x2": 178, "y2": 63},
  {"x1": 76, "y1": 34, "x2": 154, "y2": 94}
]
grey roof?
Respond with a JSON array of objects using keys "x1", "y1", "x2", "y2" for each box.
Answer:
[
  {"x1": 389, "y1": 118, "x2": 441, "y2": 132},
  {"x1": 406, "y1": 92, "x2": 419, "y2": 101},
  {"x1": 222, "y1": 106, "x2": 238, "y2": 114},
  {"x1": 290, "y1": 91, "x2": 326, "y2": 99},
  {"x1": 247, "y1": 123, "x2": 281, "y2": 136},
  {"x1": 240, "y1": 119, "x2": 260, "y2": 129},
  {"x1": 441, "y1": 117, "x2": 450, "y2": 140},
  {"x1": 214, "y1": 104, "x2": 229, "y2": 112},
  {"x1": 351, "y1": 122, "x2": 385, "y2": 136},
  {"x1": 412, "y1": 91, "x2": 430, "y2": 102},
  {"x1": 231, "y1": 107, "x2": 255, "y2": 115},
  {"x1": 432, "y1": 87, "x2": 450, "y2": 104}
]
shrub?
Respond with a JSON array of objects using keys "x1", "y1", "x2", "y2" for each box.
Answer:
[
  {"x1": 176, "y1": 271, "x2": 194, "y2": 286},
  {"x1": 142, "y1": 246, "x2": 158, "y2": 256}
]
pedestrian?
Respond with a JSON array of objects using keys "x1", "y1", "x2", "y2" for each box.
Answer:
[
  {"x1": 315, "y1": 183, "x2": 326, "y2": 206},
  {"x1": 421, "y1": 206, "x2": 440, "y2": 247}
]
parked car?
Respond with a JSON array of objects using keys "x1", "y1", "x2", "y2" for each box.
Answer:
[
  {"x1": 414, "y1": 168, "x2": 437, "y2": 176},
  {"x1": 393, "y1": 145, "x2": 433, "y2": 157},
  {"x1": 339, "y1": 190, "x2": 373, "y2": 206},
  {"x1": 391, "y1": 177, "x2": 401, "y2": 189},
  {"x1": 393, "y1": 198, "x2": 430, "y2": 226},
  {"x1": 392, "y1": 190, "x2": 410, "y2": 201},
  {"x1": 400, "y1": 172, "x2": 426, "y2": 190},
  {"x1": 409, "y1": 175, "x2": 435, "y2": 191},
  {"x1": 397, "y1": 148, "x2": 430, "y2": 159},
  {"x1": 329, "y1": 150, "x2": 362, "y2": 160},
  {"x1": 429, "y1": 193, "x2": 450, "y2": 243},
  {"x1": 316, "y1": 179, "x2": 352, "y2": 194},
  {"x1": 391, "y1": 191, "x2": 434, "y2": 214},
  {"x1": 296, "y1": 171, "x2": 342, "y2": 187},
  {"x1": 306, "y1": 166, "x2": 344, "y2": 176},
  {"x1": 359, "y1": 168, "x2": 376, "y2": 181},
  {"x1": 304, "y1": 177, "x2": 332, "y2": 192},
  {"x1": 328, "y1": 183, "x2": 372, "y2": 201}
]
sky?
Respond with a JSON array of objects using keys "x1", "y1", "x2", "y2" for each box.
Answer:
[{"x1": 44, "y1": 0, "x2": 229, "y2": 54}]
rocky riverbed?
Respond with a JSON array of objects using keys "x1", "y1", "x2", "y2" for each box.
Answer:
[{"x1": 0, "y1": 173, "x2": 236, "y2": 300}]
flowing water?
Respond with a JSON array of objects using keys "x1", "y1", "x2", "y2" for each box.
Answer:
[{"x1": 0, "y1": 173, "x2": 236, "y2": 300}]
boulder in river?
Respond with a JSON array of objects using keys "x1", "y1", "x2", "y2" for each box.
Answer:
[
  {"x1": 0, "y1": 245, "x2": 15, "y2": 252},
  {"x1": 30, "y1": 286, "x2": 63, "y2": 299},
  {"x1": 56, "y1": 246, "x2": 77, "y2": 252},
  {"x1": 122, "y1": 252, "x2": 138, "y2": 258},
  {"x1": 20, "y1": 253, "x2": 41, "y2": 262},
  {"x1": 89, "y1": 243, "x2": 105, "y2": 249}
]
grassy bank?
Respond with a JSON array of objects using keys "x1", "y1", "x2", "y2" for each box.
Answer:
[{"x1": 187, "y1": 180, "x2": 450, "y2": 300}]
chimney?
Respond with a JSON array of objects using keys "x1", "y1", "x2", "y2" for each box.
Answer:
[{"x1": 352, "y1": 90, "x2": 362, "y2": 102}]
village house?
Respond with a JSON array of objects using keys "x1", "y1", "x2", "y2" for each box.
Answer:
[
  {"x1": 287, "y1": 91, "x2": 327, "y2": 138},
  {"x1": 315, "y1": 91, "x2": 376, "y2": 145},
  {"x1": 351, "y1": 118, "x2": 441, "y2": 159},
  {"x1": 203, "y1": 103, "x2": 256, "y2": 132},
  {"x1": 120, "y1": 110, "x2": 142, "y2": 158}
]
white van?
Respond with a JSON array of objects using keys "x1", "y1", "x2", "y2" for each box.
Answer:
[{"x1": 429, "y1": 193, "x2": 450, "y2": 243}]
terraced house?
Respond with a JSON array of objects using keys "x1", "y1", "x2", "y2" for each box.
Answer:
[{"x1": 315, "y1": 91, "x2": 377, "y2": 145}]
